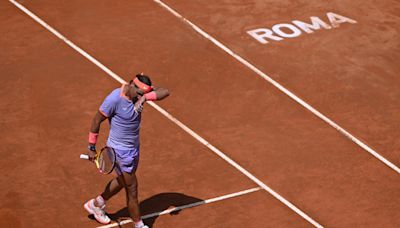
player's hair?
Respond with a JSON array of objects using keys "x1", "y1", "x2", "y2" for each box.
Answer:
[{"x1": 136, "y1": 74, "x2": 152, "y2": 86}]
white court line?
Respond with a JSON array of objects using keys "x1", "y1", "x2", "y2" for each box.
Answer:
[
  {"x1": 97, "y1": 187, "x2": 262, "y2": 228},
  {"x1": 153, "y1": 0, "x2": 400, "y2": 175},
  {"x1": 9, "y1": 1, "x2": 323, "y2": 227}
]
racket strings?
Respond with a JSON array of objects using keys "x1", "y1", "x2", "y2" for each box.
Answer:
[
  {"x1": 98, "y1": 148, "x2": 116, "y2": 174},
  {"x1": 98, "y1": 156, "x2": 106, "y2": 171}
]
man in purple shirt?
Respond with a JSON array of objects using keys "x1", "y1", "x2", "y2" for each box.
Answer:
[{"x1": 84, "y1": 74, "x2": 169, "y2": 227}]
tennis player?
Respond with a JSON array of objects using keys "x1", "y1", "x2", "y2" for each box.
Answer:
[{"x1": 84, "y1": 74, "x2": 169, "y2": 227}]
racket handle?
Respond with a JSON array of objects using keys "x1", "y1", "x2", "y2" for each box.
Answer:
[{"x1": 80, "y1": 154, "x2": 89, "y2": 160}]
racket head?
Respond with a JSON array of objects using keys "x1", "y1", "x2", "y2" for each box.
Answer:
[{"x1": 95, "y1": 147, "x2": 116, "y2": 174}]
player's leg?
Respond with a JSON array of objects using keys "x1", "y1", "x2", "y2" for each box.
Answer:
[
  {"x1": 120, "y1": 171, "x2": 147, "y2": 228},
  {"x1": 95, "y1": 177, "x2": 124, "y2": 206},
  {"x1": 113, "y1": 148, "x2": 147, "y2": 227},
  {"x1": 84, "y1": 150, "x2": 125, "y2": 224},
  {"x1": 84, "y1": 177, "x2": 124, "y2": 224}
]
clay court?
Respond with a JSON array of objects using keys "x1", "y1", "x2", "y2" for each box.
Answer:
[{"x1": 1, "y1": 0, "x2": 399, "y2": 227}]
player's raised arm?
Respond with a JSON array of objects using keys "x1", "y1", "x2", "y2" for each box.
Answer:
[{"x1": 145, "y1": 86, "x2": 170, "y2": 101}]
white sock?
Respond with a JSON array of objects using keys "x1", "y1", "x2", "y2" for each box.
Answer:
[
  {"x1": 95, "y1": 195, "x2": 106, "y2": 208},
  {"x1": 134, "y1": 220, "x2": 144, "y2": 228}
]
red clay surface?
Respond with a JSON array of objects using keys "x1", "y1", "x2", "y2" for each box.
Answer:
[
  {"x1": 162, "y1": 0, "x2": 400, "y2": 165},
  {"x1": 1, "y1": 0, "x2": 399, "y2": 227}
]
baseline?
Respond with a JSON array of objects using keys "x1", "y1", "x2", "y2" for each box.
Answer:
[
  {"x1": 9, "y1": 1, "x2": 322, "y2": 227},
  {"x1": 152, "y1": 0, "x2": 400, "y2": 174},
  {"x1": 97, "y1": 187, "x2": 262, "y2": 228}
]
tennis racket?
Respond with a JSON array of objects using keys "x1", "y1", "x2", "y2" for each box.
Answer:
[{"x1": 80, "y1": 147, "x2": 116, "y2": 174}]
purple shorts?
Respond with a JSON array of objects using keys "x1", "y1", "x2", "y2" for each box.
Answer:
[{"x1": 113, "y1": 148, "x2": 140, "y2": 175}]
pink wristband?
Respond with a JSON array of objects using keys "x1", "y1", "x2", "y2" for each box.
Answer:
[
  {"x1": 88, "y1": 132, "x2": 99, "y2": 144},
  {"x1": 144, "y1": 91, "x2": 157, "y2": 101}
]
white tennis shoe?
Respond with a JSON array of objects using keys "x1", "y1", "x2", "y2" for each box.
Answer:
[{"x1": 84, "y1": 199, "x2": 111, "y2": 224}]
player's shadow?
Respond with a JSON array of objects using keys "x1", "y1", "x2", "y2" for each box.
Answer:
[{"x1": 107, "y1": 192, "x2": 203, "y2": 227}]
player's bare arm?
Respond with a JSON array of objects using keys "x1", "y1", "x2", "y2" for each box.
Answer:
[
  {"x1": 87, "y1": 111, "x2": 108, "y2": 159},
  {"x1": 150, "y1": 86, "x2": 170, "y2": 101},
  {"x1": 90, "y1": 111, "x2": 108, "y2": 135},
  {"x1": 134, "y1": 86, "x2": 169, "y2": 112}
]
